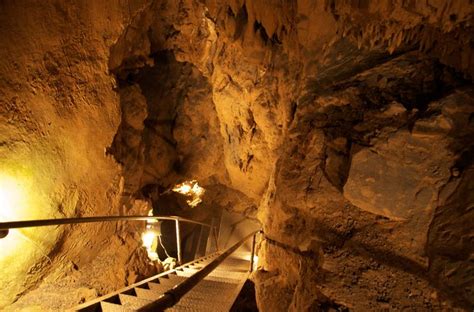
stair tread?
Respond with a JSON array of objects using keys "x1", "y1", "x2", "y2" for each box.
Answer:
[
  {"x1": 148, "y1": 281, "x2": 175, "y2": 292},
  {"x1": 119, "y1": 294, "x2": 153, "y2": 310},
  {"x1": 100, "y1": 301, "x2": 132, "y2": 312},
  {"x1": 135, "y1": 287, "x2": 165, "y2": 300},
  {"x1": 166, "y1": 274, "x2": 187, "y2": 281},
  {"x1": 151, "y1": 275, "x2": 186, "y2": 286},
  {"x1": 169, "y1": 296, "x2": 231, "y2": 312},
  {"x1": 74, "y1": 254, "x2": 248, "y2": 312},
  {"x1": 183, "y1": 267, "x2": 199, "y2": 271}
]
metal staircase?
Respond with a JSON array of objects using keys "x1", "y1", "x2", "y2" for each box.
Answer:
[
  {"x1": 0, "y1": 215, "x2": 259, "y2": 311},
  {"x1": 167, "y1": 254, "x2": 250, "y2": 312},
  {"x1": 73, "y1": 254, "x2": 216, "y2": 311},
  {"x1": 73, "y1": 231, "x2": 258, "y2": 311}
]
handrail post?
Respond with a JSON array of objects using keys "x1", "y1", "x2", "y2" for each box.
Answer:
[
  {"x1": 207, "y1": 218, "x2": 214, "y2": 255},
  {"x1": 194, "y1": 225, "x2": 204, "y2": 259},
  {"x1": 216, "y1": 211, "x2": 223, "y2": 250},
  {"x1": 214, "y1": 226, "x2": 219, "y2": 252},
  {"x1": 175, "y1": 219, "x2": 182, "y2": 265},
  {"x1": 249, "y1": 232, "x2": 257, "y2": 272},
  {"x1": 138, "y1": 230, "x2": 259, "y2": 312}
]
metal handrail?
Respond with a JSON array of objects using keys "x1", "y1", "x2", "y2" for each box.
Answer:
[
  {"x1": 0, "y1": 215, "x2": 211, "y2": 230},
  {"x1": 0, "y1": 215, "x2": 217, "y2": 264},
  {"x1": 137, "y1": 230, "x2": 260, "y2": 311}
]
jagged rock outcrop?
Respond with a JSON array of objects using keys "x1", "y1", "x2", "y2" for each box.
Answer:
[{"x1": 256, "y1": 52, "x2": 473, "y2": 310}]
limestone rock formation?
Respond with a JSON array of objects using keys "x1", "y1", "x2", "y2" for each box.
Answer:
[{"x1": 0, "y1": 0, "x2": 473, "y2": 311}]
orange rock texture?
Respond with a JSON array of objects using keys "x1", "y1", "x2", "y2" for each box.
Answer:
[{"x1": 0, "y1": 1, "x2": 473, "y2": 310}]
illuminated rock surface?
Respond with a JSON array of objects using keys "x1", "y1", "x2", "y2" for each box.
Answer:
[{"x1": 0, "y1": 1, "x2": 473, "y2": 311}]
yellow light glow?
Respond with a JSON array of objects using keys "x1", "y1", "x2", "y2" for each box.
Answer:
[
  {"x1": 0, "y1": 172, "x2": 41, "y2": 278},
  {"x1": 191, "y1": 183, "x2": 205, "y2": 196},
  {"x1": 142, "y1": 231, "x2": 156, "y2": 248},
  {"x1": 0, "y1": 164, "x2": 63, "y2": 307},
  {"x1": 147, "y1": 208, "x2": 158, "y2": 223},
  {"x1": 0, "y1": 171, "x2": 57, "y2": 264},
  {"x1": 0, "y1": 175, "x2": 26, "y2": 222},
  {"x1": 0, "y1": 174, "x2": 35, "y2": 256},
  {"x1": 172, "y1": 180, "x2": 205, "y2": 207},
  {"x1": 142, "y1": 230, "x2": 159, "y2": 261},
  {"x1": 175, "y1": 184, "x2": 191, "y2": 194},
  {"x1": 142, "y1": 208, "x2": 161, "y2": 261}
]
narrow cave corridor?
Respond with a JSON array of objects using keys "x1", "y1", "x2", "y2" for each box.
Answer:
[{"x1": 0, "y1": 1, "x2": 473, "y2": 311}]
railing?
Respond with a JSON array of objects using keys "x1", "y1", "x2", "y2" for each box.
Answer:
[
  {"x1": 0, "y1": 215, "x2": 218, "y2": 265},
  {"x1": 1, "y1": 215, "x2": 262, "y2": 310},
  {"x1": 137, "y1": 230, "x2": 261, "y2": 311}
]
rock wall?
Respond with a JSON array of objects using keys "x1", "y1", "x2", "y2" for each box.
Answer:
[
  {"x1": 0, "y1": 0, "x2": 473, "y2": 310},
  {"x1": 256, "y1": 53, "x2": 473, "y2": 311},
  {"x1": 0, "y1": 2, "x2": 156, "y2": 309}
]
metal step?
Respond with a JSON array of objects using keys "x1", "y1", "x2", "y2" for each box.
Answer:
[
  {"x1": 118, "y1": 294, "x2": 153, "y2": 310},
  {"x1": 100, "y1": 301, "x2": 131, "y2": 312},
  {"x1": 168, "y1": 296, "x2": 230, "y2": 312},
  {"x1": 167, "y1": 255, "x2": 250, "y2": 312},
  {"x1": 135, "y1": 288, "x2": 163, "y2": 300},
  {"x1": 74, "y1": 245, "x2": 253, "y2": 312},
  {"x1": 175, "y1": 267, "x2": 200, "y2": 277},
  {"x1": 147, "y1": 275, "x2": 186, "y2": 289},
  {"x1": 182, "y1": 279, "x2": 237, "y2": 294},
  {"x1": 74, "y1": 254, "x2": 218, "y2": 311}
]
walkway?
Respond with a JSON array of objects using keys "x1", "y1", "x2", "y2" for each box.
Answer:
[{"x1": 74, "y1": 250, "x2": 252, "y2": 311}]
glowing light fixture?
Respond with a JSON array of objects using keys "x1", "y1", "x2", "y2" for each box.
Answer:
[
  {"x1": 142, "y1": 209, "x2": 160, "y2": 261},
  {"x1": 172, "y1": 180, "x2": 205, "y2": 207},
  {"x1": 142, "y1": 231, "x2": 158, "y2": 261},
  {"x1": 0, "y1": 174, "x2": 28, "y2": 239},
  {"x1": 0, "y1": 175, "x2": 24, "y2": 218},
  {"x1": 0, "y1": 171, "x2": 47, "y2": 273}
]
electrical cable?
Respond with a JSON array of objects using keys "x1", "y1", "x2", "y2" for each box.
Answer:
[
  {"x1": 17, "y1": 230, "x2": 52, "y2": 265},
  {"x1": 158, "y1": 234, "x2": 172, "y2": 259}
]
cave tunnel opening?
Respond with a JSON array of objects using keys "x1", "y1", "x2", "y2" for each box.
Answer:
[{"x1": 108, "y1": 49, "x2": 234, "y2": 268}]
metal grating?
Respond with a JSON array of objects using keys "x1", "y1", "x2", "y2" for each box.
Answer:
[
  {"x1": 167, "y1": 255, "x2": 249, "y2": 312},
  {"x1": 73, "y1": 252, "x2": 251, "y2": 312}
]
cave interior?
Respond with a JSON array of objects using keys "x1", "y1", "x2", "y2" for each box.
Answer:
[{"x1": 0, "y1": 1, "x2": 473, "y2": 311}]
